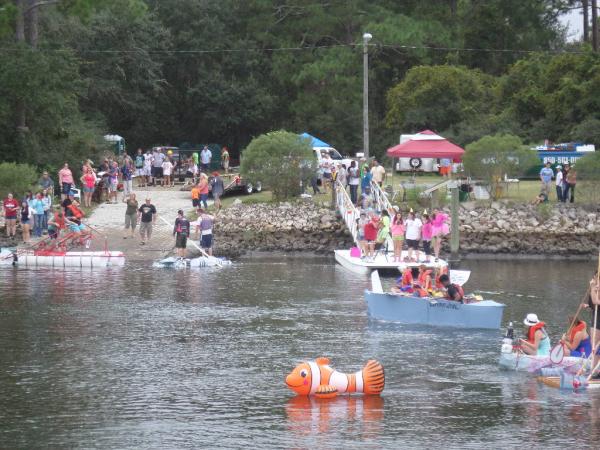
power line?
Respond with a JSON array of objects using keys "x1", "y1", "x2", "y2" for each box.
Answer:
[{"x1": 0, "y1": 42, "x2": 591, "y2": 56}]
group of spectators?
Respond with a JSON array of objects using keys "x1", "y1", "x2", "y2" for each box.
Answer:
[{"x1": 539, "y1": 161, "x2": 577, "y2": 204}]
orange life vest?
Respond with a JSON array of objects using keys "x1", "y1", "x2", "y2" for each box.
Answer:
[
  {"x1": 417, "y1": 270, "x2": 432, "y2": 290},
  {"x1": 569, "y1": 321, "x2": 586, "y2": 343},
  {"x1": 527, "y1": 322, "x2": 546, "y2": 344},
  {"x1": 401, "y1": 269, "x2": 413, "y2": 286},
  {"x1": 53, "y1": 212, "x2": 66, "y2": 229},
  {"x1": 67, "y1": 204, "x2": 84, "y2": 219}
]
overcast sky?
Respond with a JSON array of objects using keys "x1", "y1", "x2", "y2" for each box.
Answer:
[{"x1": 560, "y1": 8, "x2": 584, "y2": 41}]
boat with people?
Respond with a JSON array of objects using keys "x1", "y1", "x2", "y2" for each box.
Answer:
[{"x1": 364, "y1": 270, "x2": 505, "y2": 329}]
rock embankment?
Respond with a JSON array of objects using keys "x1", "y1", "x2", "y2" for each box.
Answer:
[
  {"x1": 211, "y1": 201, "x2": 353, "y2": 257},
  {"x1": 456, "y1": 201, "x2": 600, "y2": 256}
]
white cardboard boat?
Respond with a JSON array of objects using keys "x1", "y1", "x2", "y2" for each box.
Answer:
[{"x1": 0, "y1": 249, "x2": 125, "y2": 267}]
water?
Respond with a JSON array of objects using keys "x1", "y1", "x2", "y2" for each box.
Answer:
[{"x1": 1, "y1": 257, "x2": 599, "y2": 449}]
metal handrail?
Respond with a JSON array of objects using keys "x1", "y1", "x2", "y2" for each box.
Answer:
[
  {"x1": 334, "y1": 180, "x2": 360, "y2": 246},
  {"x1": 370, "y1": 181, "x2": 394, "y2": 213}
]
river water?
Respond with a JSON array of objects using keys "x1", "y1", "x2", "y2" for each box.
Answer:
[{"x1": 1, "y1": 257, "x2": 599, "y2": 449}]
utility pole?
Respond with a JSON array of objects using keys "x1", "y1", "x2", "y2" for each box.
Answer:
[
  {"x1": 593, "y1": 0, "x2": 599, "y2": 51},
  {"x1": 584, "y1": 0, "x2": 590, "y2": 42},
  {"x1": 362, "y1": 33, "x2": 372, "y2": 159}
]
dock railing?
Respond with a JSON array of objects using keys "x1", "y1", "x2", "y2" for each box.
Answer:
[
  {"x1": 370, "y1": 181, "x2": 394, "y2": 213},
  {"x1": 334, "y1": 180, "x2": 360, "y2": 246}
]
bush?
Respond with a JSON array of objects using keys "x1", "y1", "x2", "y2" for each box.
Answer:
[
  {"x1": 240, "y1": 130, "x2": 315, "y2": 200},
  {"x1": 573, "y1": 151, "x2": 600, "y2": 204},
  {"x1": 0, "y1": 162, "x2": 38, "y2": 199},
  {"x1": 463, "y1": 134, "x2": 539, "y2": 200}
]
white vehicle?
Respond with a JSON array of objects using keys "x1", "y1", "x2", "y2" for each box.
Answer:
[{"x1": 313, "y1": 147, "x2": 354, "y2": 170}]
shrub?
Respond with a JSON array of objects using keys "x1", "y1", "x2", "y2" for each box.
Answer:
[
  {"x1": 0, "y1": 162, "x2": 38, "y2": 199},
  {"x1": 240, "y1": 130, "x2": 315, "y2": 200}
]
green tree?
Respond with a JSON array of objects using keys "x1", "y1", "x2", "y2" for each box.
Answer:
[
  {"x1": 240, "y1": 130, "x2": 314, "y2": 200},
  {"x1": 463, "y1": 134, "x2": 539, "y2": 200},
  {"x1": 386, "y1": 65, "x2": 495, "y2": 134},
  {"x1": 0, "y1": 162, "x2": 38, "y2": 198}
]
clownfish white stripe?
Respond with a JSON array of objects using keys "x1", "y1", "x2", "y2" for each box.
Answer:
[
  {"x1": 355, "y1": 370, "x2": 364, "y2": 393},
  {"x1": 307, "y1": 360, "x2": 321, "y2": 395},
  {"x1": 330, "y1": 370, "x2": 349, "y2": 393}
]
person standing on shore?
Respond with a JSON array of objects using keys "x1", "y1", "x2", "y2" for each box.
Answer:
[
  {"x1": 134, "y1": 149, "x2": 145, "y2": 187},
  {"x1": 348, "y1": 161, "x2": 360, "y2": 205},
  {"x1": 3, "y1": 193, "x2": 19, "y2": 239},
  {"x1": 361, "y1": 166, "x2": 372, "y2": 197},
  {"x1": 210, "y1": 172, "x2": 224, "y2": 210},
  {"x1": 30, "y1": 192, "x2": 45, "y2": 238},
  {"x1": 152, "y1": 148, "x2": 165, "y2": 186},
  {"x1": 38, "y1": 171, "x2": 54, "y2": 197},
  {"x1": 123, "y1": 193, "x2": 138, "y2": 239},
  {"x1": 200, "y1": 146, "x2": 212, "y2": 174},
  {"x1": 371, "y1": 160, "x2": 386, "y2": 188},
  {"x1": 539, "y1": 162, "x2": 553, "y2": 195},
  {"x1": 195, "y1": 208, "x2": 215, "y2": 256},
  {"x1": 58, "y1": 163, "x2": 74, "y2": 201},
  {"x1": 107, "y1": 161, "x2": 119, "y2": 204},
  {"x1": 198, "y1": 173, "x2": 210, "y2": 210},
  {"x1": 161, "y1": 157, "x2": 173, "y2": 188},
  {"x1": 20, "y1": 199, "x2": 31, "y2": 243},
  {"x1": 41, "y1": 189, "x2": 52, "y2": 233},
  {"x1": 173, "y1": 209, "x2": 191, "y2": 258},
  {"x1": 554, "y1": 164, "x2": 563, "y2": 202},
  {"x1": 221, "y1": 147, "x2": 230, "y2": 173},
  {"x1": 137, "y1": 197, "x2": 156, "y2": 245},
  {"x1": 565, "y1": 163, "x2": 576, "y2": 203},
  {"x1": 121, "y1": 158, "x2": 134, "y2": 199}
]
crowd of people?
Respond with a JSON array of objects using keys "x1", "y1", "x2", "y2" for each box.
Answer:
[
  {"x1": 539, "y1": 161, "x2": 577, "y2": 203},
  {"x1": 389, "y1": 264, "x2": 464, "y2": 302}
]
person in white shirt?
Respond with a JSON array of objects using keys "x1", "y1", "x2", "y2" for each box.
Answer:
[
  {"x1": 320, "y1": 153, "x2": 333, "y2": 192},
  {"x1": 555, "y1": 164, "x2": 563, "y2": 202},
  {"x1": 404, "y1": 210, "x2": 423, "y2": 262},
  {"x1": 200, "y1": 146, "x2": 212, "y2": 173},
  {"x1": 162, "y1": 158, "x2": 173, "y2": 187},
  {"x1": 143, "y1": 150, "x2": 153, "y2": 187},
  {"x1": 371, "y1": 160, "x2": 386, "y2": 187}
]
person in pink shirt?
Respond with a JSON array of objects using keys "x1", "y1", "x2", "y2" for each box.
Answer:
[
  {"x1": 421, "y1": 212, "x2": 433, "y2": 263},
  {"x1": 58, "y1": 163, "x2": 74, "y2": 200},
  {"x1": 431, "y1": 208, "x2": 450, "y2": 261},
  {"x1": 390, "y1": 207, "x2": 405, "y2": 262}
]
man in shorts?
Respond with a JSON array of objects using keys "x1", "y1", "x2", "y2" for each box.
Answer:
[
  {"x1": 209, "y1": 171, "x2": 224, "y2": 210},
  {"x1": 137, "y1": 197, "x2": 157, "y2": 245},
  {"x1": 173, "y1": 209, "x2": 191, "y2": 258},
  {"x1": 195, "y1": 208, "x2": 215, "y2": 256},
  {"x1": 134, "y1": 148, "x2": 145, "y2": 187},
  {"x1": 143, "y1": 149, "x2": 153, "y2": 187},
  {"x1": 152, "y1": 148, "x2": 165, "y2": 186}
]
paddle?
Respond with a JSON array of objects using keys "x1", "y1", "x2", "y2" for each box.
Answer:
[
  {"x1": 158, "y1": 215, "x2": 222, "y2": 266},
  {"x1": 554, "y1": 285, "x2": 593, "y2": 366}
]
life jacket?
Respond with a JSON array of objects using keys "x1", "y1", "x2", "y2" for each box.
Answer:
[
  {"x1": 67, "y1": 204, "x2": 84, "y2": 219},
  {"x1": 569, "y1": 321, "x2": 586, "y2": 343},
  {"x1": 417, "y1": 270, "x2": 432, "y2": 290},
  {"x1": 415, "y1": 287, "x2": 430, "y2": 297},
  {"x1": 401, "y1": 269, "x2": 413, "y2": 287},
  {"x1": 527, "y1": 322, "x2": 547, "y2": 344},
  {"x1": 53, "y1": 212, "x2": 66, "y2": 229}
]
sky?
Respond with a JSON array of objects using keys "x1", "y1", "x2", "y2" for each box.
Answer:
[{"x1": 560, "y1": 8, "x2": 584, "y2": 41}]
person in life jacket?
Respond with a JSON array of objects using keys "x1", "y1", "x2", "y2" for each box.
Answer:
[
  {"x1": 519, "y1": 313, "x2": 551, "y2": 356},
  {"x1": 434, "y1": 266, "x2": 449, "y2": 290},
  {"x1": 438, "y1": 274, "x2": 464, "y2": 302},
  {"x1": 392, "y1": 267, "x2": 414, "y2": 294},
  {"x1": 562, "y1": 317, "x2": 592, "y2": 357},
  {"x1": 173, "y1": 209, "x2": 191, "y2": 258},
  {"x1": 413, "y1": 265, "x2": 432, "y2": 297}
]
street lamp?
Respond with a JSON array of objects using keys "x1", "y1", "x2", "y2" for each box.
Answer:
[{"x1": 363, "y1": 32, "x2": 372, "y2": 159}]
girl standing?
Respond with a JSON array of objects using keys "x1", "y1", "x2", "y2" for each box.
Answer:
[
  {"x1": 421, "y1": 212, "x2": 433, "y2": 263},
  {"x1": 431, "y1": 208, "x2": 450, "y2": 261},
  {"x1": 390, "y1": 208, "x2": 405, "y2": 262},
  {"x1": 20, "y1": 200, "x2": 31, "y2": 243},
  {"x1": 81, "y1": 166, "x2": 96, "y2": 208},
  {"x1": 404, "y1": 210, "x2": 422, "y2": 262}
]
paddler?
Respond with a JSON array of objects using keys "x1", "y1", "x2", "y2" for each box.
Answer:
[
  {"x1": 561, "y1": 317, "x2": 592, "y2": 357},
  {"x1": 519, "y1": 313, "x2": 550, "y2": 356},
  {"x1": 583, "y1": 273, "x2": 600, "y2": 377},
  {"x1": 438, "y1": 274, "x2": 464, "y2": 302}
]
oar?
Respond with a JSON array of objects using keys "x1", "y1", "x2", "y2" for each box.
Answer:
[{"x1": 158, "y1": 215, "x2": 222, "y2": 266}]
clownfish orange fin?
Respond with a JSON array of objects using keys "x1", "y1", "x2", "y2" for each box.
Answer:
[
  {"x1": 315, "y1": 357, "x2": 330, "y2": 366},
  {"x1": 315, "y1": 384, "x2": 338, "y2": 399}
]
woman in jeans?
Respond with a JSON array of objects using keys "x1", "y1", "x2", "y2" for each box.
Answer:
[{"x1": 123, "y1": 193, "x2": 139, "y2": 239}]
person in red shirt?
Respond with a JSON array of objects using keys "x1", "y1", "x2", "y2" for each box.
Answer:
[
  {"x1": 3, "y1": 193, "x2": 19, "y2": 239},
  {"x1": 363, "y1": 214, "x2": 379, "y2": 260}
]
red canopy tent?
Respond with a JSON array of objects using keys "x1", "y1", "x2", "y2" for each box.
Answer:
[{"x1": 386, "y1": 130, "x2": 464, "y2": 161}]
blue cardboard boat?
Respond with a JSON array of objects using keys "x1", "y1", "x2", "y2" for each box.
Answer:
[{"x1": 364, "y1": 271, "x2": 505, "y2": 330}]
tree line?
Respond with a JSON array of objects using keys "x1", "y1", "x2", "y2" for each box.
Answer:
[{"x1": 0, "y1": 0, "x2": 597, "y2": 173}]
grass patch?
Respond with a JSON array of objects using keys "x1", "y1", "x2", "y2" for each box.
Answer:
[{"x1": 219, "y1": 190, "x2": 273, "y2": 209}]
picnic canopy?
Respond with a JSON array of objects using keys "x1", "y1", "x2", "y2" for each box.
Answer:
[
  {"x1": 386, "y1": 130, "x2": 465, "y2": 161},
  {"x1": 299, "y1": 132, "x2": 332, "y2": 148}
]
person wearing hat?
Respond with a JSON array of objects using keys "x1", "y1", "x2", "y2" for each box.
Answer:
[
  {"x1": 519, "y1": 313, "x2": 550, "y2": 356},
  {"x1": 554, "y1": 164, "x2": 563, "y2": 202},
  {"x1": 173, "y1": 209, "x2": 191, "y2": 258}
]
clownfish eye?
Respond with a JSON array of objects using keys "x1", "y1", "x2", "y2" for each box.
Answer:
[{"x1": 300, "y1": 370, "x2": 307, "y2": 378}]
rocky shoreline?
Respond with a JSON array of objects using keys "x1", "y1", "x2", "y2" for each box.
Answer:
[{"x1": 194, "y1": 200, "x2": 600, "y2": 259}]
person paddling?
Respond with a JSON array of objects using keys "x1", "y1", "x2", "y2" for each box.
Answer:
[
  {"x1": 519, "y1": 313, "x2": 550, "y2": 356},
  {"x1": 561, "y1": 317, "x2": 592, "y2": 357},
  {"x1": 438, "y1": 274, "x2": 464, "y2": 302}
]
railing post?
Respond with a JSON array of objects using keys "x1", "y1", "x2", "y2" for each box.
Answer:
[{"x1": 449, "y1": 180, "x2": 460, "y2": 262}]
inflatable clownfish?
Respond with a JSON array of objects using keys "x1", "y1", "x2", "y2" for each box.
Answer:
[{"x1": 285, "y1": 357, "x2": 385, "y2": 398}]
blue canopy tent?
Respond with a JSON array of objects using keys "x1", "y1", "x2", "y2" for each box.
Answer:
[{"x1": 299, "y1": 132, "x2": 332, "y2": 148}]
